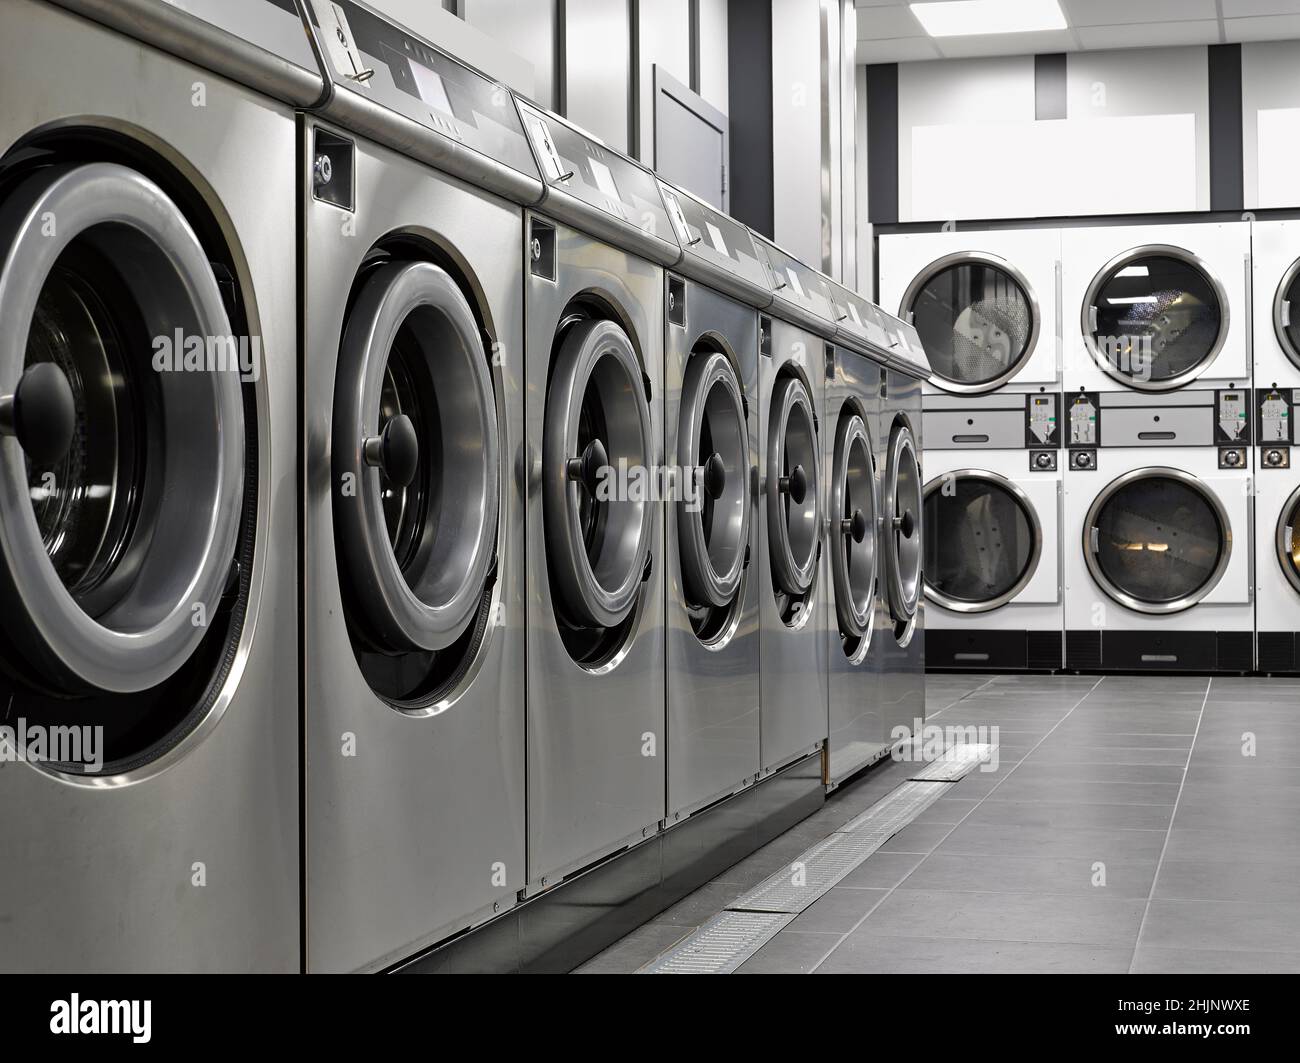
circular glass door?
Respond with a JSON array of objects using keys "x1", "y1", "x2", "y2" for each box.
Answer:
[
  {"x1": 1084, "y1": 468, "x2": 1231, "y2": 613},
  {"x1": 0, "y1": 162, "x2": 243, "y2": 697},
  {"x1": 677, "y1": 349, "x2": 749, "y2": 612},
  {"x1": 1083, "y1": 246, "x2": 1228, "y2": 391},
  {"x1": 333, "y1": 260, "x2": 499, "y2": 661},
  {"x1": 544, "y1": 316, "x2": 654, "y2": 635},
  {"x1": 1273, "y1": 258, "x2": 1300, "y2": 370},
  {"x1": 830, "y1": 410, "x2": 877, "y2": 640},
  {"x1": 766, "y1": 374, "x2": 820, "y2": 599},
  {"x1": 1276, "y1": 483, "x2": 1300, "y2": 595},
  {"x1": 922, "y1": 470, "x2": 1041, "y2": 613},
  {"x1": 901, "y1": 252, "x2": 1039, "y2": 393},
  {"x1": 884, "y1": 422, "x2": 922, "y2": 623}
]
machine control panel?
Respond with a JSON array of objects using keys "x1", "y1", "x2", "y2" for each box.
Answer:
[
  {"x1": 302, "y1": 0, "x2": 541, "y2": 182},
  {"x1": 752, "y1": 235, "x2": 839, "y2": 327},
  {"x1": 1067, "y1": 392, "x2": 1098, "y2": 447},
  {"x1": 1027, "y1": 394, "x2": 1059, "y2": 447},
  {"x1": 1216, "y1": 389, "x2": 1251, "y2": 444},
  {"x1": 1257, "y1": 388, "x2": 1294, "y2": 445},
  {"x1": 658, "y1": 181, "x2": 767, "y2": 291},
  {"x1": 1219, "y1": 446, "x2": 1248, "y2": 470},
  {"x1": 1262, "y1": 446, "x2": 1291, "y2": 469},
  {"x1": 1030, "y1": 450, "x2": 1057, "y2": 472},
  {"x1": 1070, "y1": 449, "x2": 1096, "y2": 471},
  {"x1": 1085, "y1": 390, "x2": 1252, "y2": 448}
]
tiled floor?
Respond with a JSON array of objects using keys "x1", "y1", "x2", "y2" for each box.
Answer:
[{"x1": 578, "y1": 673, "x2": 1300, "y2": 974}]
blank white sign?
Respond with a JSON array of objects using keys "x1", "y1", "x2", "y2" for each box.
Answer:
[{"x1": 1257, "y1": 108, "x2": 1300, "y2": 210}]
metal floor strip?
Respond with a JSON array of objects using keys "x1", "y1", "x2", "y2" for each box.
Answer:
[{"x1": 639, "y1": 746, "x2": 998, "y2": 973}]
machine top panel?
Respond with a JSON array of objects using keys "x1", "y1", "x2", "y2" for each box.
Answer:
[
  {"x1": 657, "y1": 180, "x2": 771, "y2": 307},
  {"x1": 516, "y1": 99, "x2": 679, "y2": 265},
  {"x1": 301, "y1": 0, "x2": 543, "y2": 198},
  {"x1": 751, "y1": 234, "x2": 839, "y2": 335},
  {"x1": 876, "y1": 309, "x2": 930, "y2": 379},
  {"x1": 52, "y1": 0, "x2": 326, "y2": 105},
  {"x1": 824, "y1": 279, "x2": 896, "y2": 363}
]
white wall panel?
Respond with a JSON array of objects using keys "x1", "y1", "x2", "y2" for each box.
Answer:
[
  {"x1": 1243, "y1": 40, "x2": 1300, "y2": 209},
  {"x1": 697, "y1": 0, "x2": 729, "y2": 114},
  {"x1": 772, "y1": 0, "x2": 824, "y2": 266},
  {"x1": 459, "y1": 0, "x2": 553, "y2": 106},
  {"x1": 565, "y1": 0, "x2": 631, "y2": 152},
  {"x1": 637, "y1": 0, "x2": 691, "y2": 163}
]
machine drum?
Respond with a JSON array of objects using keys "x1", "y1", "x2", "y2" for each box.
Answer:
[
  {"x1": 677, "y1": 350, "x2": 749, "y2": 610},
  {"x1": 1084, "y1": 469, "x2": 1230, "y2": 614},
  {"x1": 1278, "y1": 484, "x2": 1300, "y2": 595},
  {"x1": 884, "y1": 421, "x2": 922, "y2": 623},
  {"x1": 766, "y1": 373, "x2": 820, "y2": 598},
  {"x1": 544, "y1": 317, "x2": 654, "y2": 631},
  {"x1": 830, "y1": 411, "x2": 877, "y2": 639},
  {"x1": 334, "y1": 260, "x2": 500, "y2": 654}
]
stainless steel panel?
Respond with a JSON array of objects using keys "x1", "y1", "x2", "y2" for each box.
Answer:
[
  {"x1": 759, "y1": 317, "x2": 829, "y2": 773},
  {"x1": 665, "y1": 279, "x2": 760, "y2": 821},
  {"x1": 0, "y1": 1, "x2": 297, "y2": 971},
  {"x1": 302, "y1": 123, "x2": 526, "y2": 972},
  {"x1": 525, "y1": 214, "x2": 666, "y2": 889}
]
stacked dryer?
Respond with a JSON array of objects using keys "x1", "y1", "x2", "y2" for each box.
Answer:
[
  {"x1": 879, "y1": 229, "x2": 1065, "y2": 672},
  {"x1": 1060, "y1": 221, "x2": 1253, "y2": 672}
]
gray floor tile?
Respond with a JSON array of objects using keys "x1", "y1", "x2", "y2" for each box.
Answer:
[
  {"x1": 1034, "y1": 731, "x2": 1194, "y2": 751},
  {"x1": 575, "y1": 922, "x2": 692, "y2": 974},
  {"x1": 838, "y1": 851, "x2": 926, "y2": 889},
  {"x1": 1131, "y1": 946, "x2": 1300, "y2": 974},
  {"x1": 876, "y1": 822, "x2": 955, "y2": 854},
  {"x1": 734, "y1": 931, "x2": 840, "y2": 974},
  {"x1": 815, "y1": 931, "x2": 1131, "y2": 974},
  {"x1": 1025, "y1": 744, "x2": 1191, "y2": 766},
  {"x1": 1140, "y1": 899, "x2": 1300, "y2": 953},
  {"x1": 1161, "y1": 827, "x2": 1300, "y2": 866},
  {"x1": 649, "y1": 881, "x2": 748, "y2": 927},
  {"x1": 961, "y1": 799, "x2": 1175, "y2": 832},
  {"x1": 983, "y1": 777, "x2": 1182, "y2": 806},
  {"x1": 936, "y1": 821, "x2": 1167, "y2": 860},
  {"x1": 1008, "y1": 761, "x2": 1187, "y2": 785},
  {"x1": 786, "y1": 887, "x2": 889, "y2": 933},
  {"x1": 1172, "y1": 794, "x2": 1300, "y2": 833},
  {"x1": 899, "y1": 851, "x2": 1158, "y2": 899},
  {"x1": 1153, "y1": 858, "x2": 1300, "y2": 904},
  {"x1": 913, "y1": 797, "x2": 980, "y2": 824}
]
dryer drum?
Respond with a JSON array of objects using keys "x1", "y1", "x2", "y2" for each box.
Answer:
[
  {"x1": 333, "y1": 260, "x2": 499, "y2": 653},
  {"x1": 1272, "y1": 256, "x2": 1300, "y2": 371},
  {"x1": 544, "y1": 317, "x2": 654, "y2": 631},
  {"x1": 884, "y1": 422, "x2": 922, "y2": 623},
  {"x1": 0, "y1": 162, "x2": 243, "y2": 695},
  {"x1": 677, "y1": 349, "x2": 749, "y2": 610},
  {"x1": 1083, "y1": 245, "x2": 1228, "y2": 391},
  {"x1": 1275, "y1": 482, "x2": 1300, "y2": 596},
  {"x1": 830, "y1": 411, "x2": 877, "y2": 639},
  {"x1": 922, "y1": 470, "x2": 1042, "y2": 613},
  {"x1": 1084, "y1": 468, "x2": 1231, "y2": 614},
  {"x1": 766, "y1": 374, "x2": 820, "y2": 597}
]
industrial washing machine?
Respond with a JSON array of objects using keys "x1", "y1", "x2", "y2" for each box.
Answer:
[
  {"x1": 1061, "y1": 221, "x2": 1250, "y2": 394},
  {"x1": 1253, "y1": 219, "x2": 1300, "y2": 391},
  {"x1": 0, "y1": 0, "x2": 310, "y2": 971},
  {"x1": 517, "y1": 99, "x2": 679, "y2": 890},
  {"x1": 657, "y1": 180, "x2": 768, "y2": 821},
  {"x1": 921, "y1": 392, "x2": 1064, "y2": 672},
  {"x1": 298, "y1": 0, "x2": 536, "y2": 971},
  {"x1": 749, "y1": 234, "x2": 837, "y2": 775},
  {"x1": 1063, "y1": 389, "x2": 1254, "y2": 672},
  {"x1": 1255, "y1": 388, "x2": 1300, "y2": 673},
  {"x1": 879, "y1": 227, "x2": 1061, "y2": 396}
]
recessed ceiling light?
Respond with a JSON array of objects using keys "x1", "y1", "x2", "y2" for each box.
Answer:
[{"x1": 910, "y1": 0, "x2": 1066, "y2": 38}]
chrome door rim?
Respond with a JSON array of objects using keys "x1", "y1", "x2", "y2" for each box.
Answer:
[
  {"x1": 921, "y1": 469, "x2": 1043, "y2": 614},
  {"x1": 900, "y1": 250, "x2": 1041, "y2": 395},
  {"x1": 0, "y1": 162, "x2": 243, "y2": 694},
  {"x1": 1083, "y1": 466, "x2": 1231, "y2": 614},
  {"x1": 831, "y1": 411, "x2": 877, "y2": 638},
  {"x1": 1276, "y1": 482, "x2": 1300, "y2": 596},
  {"x1": 766, "y1": 374, "x2": 820, "y2": 597},
  {"x1": 334, "y1": 260, "x2": 499, "y2": 652},
  {"x1": 677, "y1": 349, "x2": 749, "y2": 608},
  {"x1": 1273, "y1": 256, "x2": 1300, "y2": 371},
  {"x1": 884, "y1": 423, "x2": 921, "y2": 621},
  {"x1": 1081, "y1": 243, "x2": 1230, "y2": 392},
  {"x1": 544, "y1": 317, "x2": 654, "y2": 630}
]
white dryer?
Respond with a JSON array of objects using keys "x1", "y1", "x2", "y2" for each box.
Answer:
[
  {"x1": 1062, "y1": 222, "x2": 1250, "y2": 394},
  {"x1": 1252, "y1": 219, "x2": 1300, "y2": 391},
  {"x1": 922, "y1": 393, "x2": 1064, "y2": 672},
  {"x1": 878, "y1": 228, "x2": 1060, "y2": 396},
  {"x1": 1255, "y1": 388, "x2": 1300, "y2": 673},
  {"x1": 1063, "y1": 389, "x2": 1253, "y2": 673}
]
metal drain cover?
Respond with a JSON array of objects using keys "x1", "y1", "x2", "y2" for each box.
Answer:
[{"x1": 638, "y1": 911, "x2": 791, "y2": 974}]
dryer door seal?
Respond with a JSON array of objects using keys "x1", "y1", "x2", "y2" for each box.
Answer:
[
  {"x1": 830, "y1": 410, "x2": 877, "y2": 639},
  {"x1": 1276, "y1": 482, "x2": 1300, "y2": 596},
  {"x1": 766, "y1": 374, "x2": 821, "y2": 597},
  {"x1": 884, "y1": 422, "x2": 922, "y2": 622}
]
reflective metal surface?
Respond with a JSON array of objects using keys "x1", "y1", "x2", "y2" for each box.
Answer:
[
  {"x1": 1278, "y1": 482, "x2": 1300, "y2": 596},
  {"x1": 829, "y1": 411, "x2": 877, "y2": 639},
  {"x1": 884, "y1": 421, "x2": 922, "y2": 623}
]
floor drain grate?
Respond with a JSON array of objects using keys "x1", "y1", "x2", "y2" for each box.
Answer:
[{"x1": 638, "y1": 911, "x2": 791, "y2": 974}]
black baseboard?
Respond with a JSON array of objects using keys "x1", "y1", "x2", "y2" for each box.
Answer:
[
  {"x1": 1257, "y1": 632, "x2": 1300, "y2": 674},
  {"x1": 926, "y1": 629, "x2": 1062, "y2": 672},
  {"x1": 1064, "y1": 630, "x2": 1253, "y2": 674},
  {"x1": 389, "y1": 751, "x2": 825, "y2": 974}
]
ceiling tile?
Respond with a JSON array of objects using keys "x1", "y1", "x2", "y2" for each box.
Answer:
[
  {"x1": 1062, "y1": 0, "x2": 1219, "y2": 25},
  {"x1": 857, "y1": 36, "x2": 944, "y2": 63},
  {"x1": 1221, "y1": 1, "x2": 1300, "y2": 17},
  {"x1": 1225, "y1": 13, "x2": 1300, "y2": 40},
  {"x1": 857, "y1": 5, "x2": 924, "y2": 38},
  {"x1": 934, "y1": 28, "x2": 1079, "y2": 58},
  {"x1": 1076, "y1": 20, "x2": 1222, "y2": 49}
]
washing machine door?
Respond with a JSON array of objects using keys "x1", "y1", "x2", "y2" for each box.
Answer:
[
  {"x1": 902, "y1": 252, "x2": 1039, "y2": 394},
  {"x1": 884, "y1": 422, "x2": 922, "y2": 622},
  {"x1": 545, "y1": 317, "x2": 655, "y2": 630},
  {"x1": 1276, "y1": 484, "x2": 1300, "y2": 595},
  {"x1": 922, "y1": 470, "x2": 1042, "y2": 613},
  {"x1": 1083, "y1": 245, "x2": 1228, "y2": 390},
  {"x1": 1085, "y1": 468, "x2": 1230, "y2": 614},
  {"x1": 830, "y1": 411, "x2": 877, "y2": 638},
  {"x1": 0, "y1": 163, "x2": 243, "y2": 696},
  {"x1": 766, "y1": 374, "x2": 821, "y2": 597},
  {"x1": 333, "y1": 261, "x2": 499, "y2": 653},
  {"x1": 1273, "y1": 258, "x2": 1300, "y2": 370},
  {"x1": 677, "y1": 350, "x2": 749, "y2": 609}
]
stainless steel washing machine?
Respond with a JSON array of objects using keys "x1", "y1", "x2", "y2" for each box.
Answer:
[
  {"x1": 657, "y1": 180, "x2": 769, "y2": 822},
  {"x1": 298, "y1": 0, "x2": 537, "y2": 971},
  {"x1": 748, "y1": 235, "x2": 837, "y2": 775},
  {"x1": 517, "y1": 100, "x2": 679, "y2": 891},
  {"x1": 0, "y1": 0, "x2": 310, "y2": 971}
]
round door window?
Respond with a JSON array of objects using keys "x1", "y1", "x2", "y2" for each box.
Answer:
[
  {"x1": 677, "y1": 349, "x2": 749, "y2": 612},
  {"x1": 1276, "y1": 484, "x2": 1300, "y2": 595},
  {"x1": 884, "y1": 422, "x2": 922, "y2": 624},
  {"x1": 766, "y1": 373, "x2": 820, "y2": 599},
  {"x1": 1085, "y1": 469, "x2": 1230, "y2": 614},
  {"x1": 830, "y1": 410, "x2": 877, "y2": 641},
  {"x1": 923, "y1": 471, "x2": 1041, "y2": 613},
  {"x1": 902, "y1": 252, "x2": 1039, "y2": 393},
  {"x1": 1084, "y1": 246, "x2": 1228, "y2": 390},
  {"x1": 1273, "y1": 258, "x2": 1300, "y2": 371}
]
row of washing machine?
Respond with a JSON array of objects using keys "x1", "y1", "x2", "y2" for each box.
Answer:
[
  {"x1": 0, "y1": 0, "x2": 929, "y2": 973},
  {"x1": 878, "y1": 218, "x2": 1300, "y2": 674}
]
